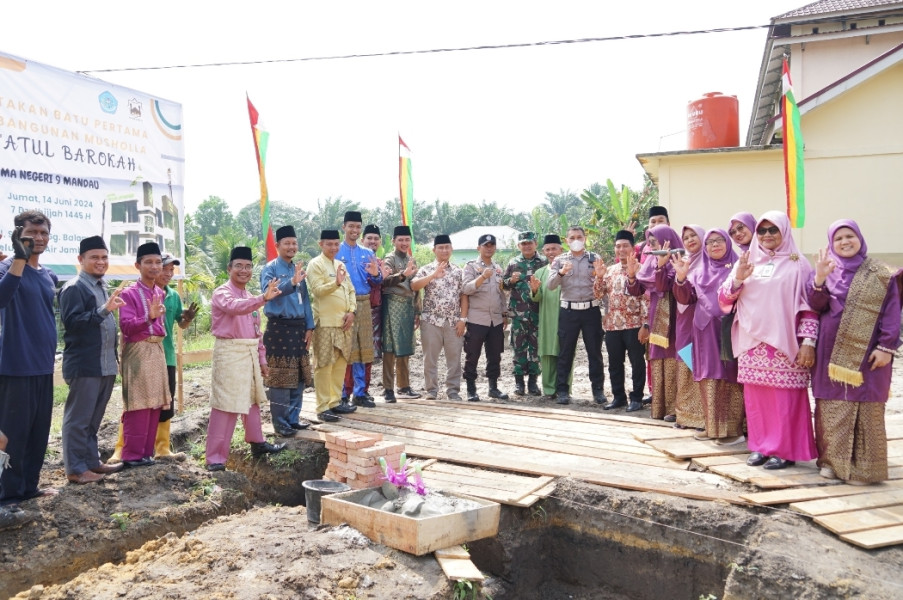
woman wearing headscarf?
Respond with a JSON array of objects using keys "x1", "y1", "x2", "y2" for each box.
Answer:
[
  {"x1": 809, "y1": 220, "x2": 902, "y2": 485},
  {"x1": 728, "y1": 212, "x2": 756, "y2": 252},
  {"x1": 626, "y1": 225, "x2": 684, "y2": 420},
  {"x1": 671, "y1": 225, "x2": 706, "y2": 430},
  {"x1": 718, "y1": 211, "x2": 818, "y2": 469},
  {"x1": 673, "y1": 229, "x2": 745, "y2": 444}
]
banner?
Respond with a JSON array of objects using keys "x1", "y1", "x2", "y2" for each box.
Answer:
[{"x1": 0, "y1": 51, "x2": 185, "y2": 278}]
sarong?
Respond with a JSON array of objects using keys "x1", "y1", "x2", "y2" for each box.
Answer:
[
  {"x1": 121, "y1": 338, "x2": 168, "y2": 412},
  {"x1": 649, "y1": 357, "x2": 678, "y2": 420},
  {"x1": 815, "y1": 399, "x2": 888, "y2": 483},
  {"x1": 313, "y1": 326, "x2": 353, "y2": 369},
  {"x1": 382, "y1": 294, "x2": 415, "y2": 357},
  {"x1": 263, "y1": 317, "x2": 308, "y2": 388},
  {"x1": 210, "y1": 338, "x2": 267, "y2": 415},
  {"x1": 349, "y1": 296, "x2": 375, "y2": 364},
  {"x1": 699, "y1": 378, "x2": 745, "y2": 438},
  {"x1": 675, "y1": 361, "x2": 705, "y2": 429}
]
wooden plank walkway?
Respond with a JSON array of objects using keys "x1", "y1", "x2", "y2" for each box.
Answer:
[{"x1": 298, "y1": 401, "x2": 903, "y2": 549}]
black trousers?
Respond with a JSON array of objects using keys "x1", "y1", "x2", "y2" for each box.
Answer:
[
  {"x1": 0, "y1": 374, "x2": 53, "y2": 506},
  {"x1": 463, "y1": 322, "x2": 504, "y2": 381},
  {"x1": 556, "y1": 307, "x2": 604, "y2": 394},
  {"x1": 160, "y1": 365, "x2": 176, "y2": 422},
  {"x1": 605, "y1": 327, "x2": 646, "y2": 402}
]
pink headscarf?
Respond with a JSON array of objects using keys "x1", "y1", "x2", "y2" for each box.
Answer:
[
  {"x1": 689, "y1": 228, "x2": 737, "y2": 330},
  {"x1": 637, "y1": 225, "x2": 684, "y2": 298},
  {"x1": 729, "y1": 212, "x2": 757, "y2": 252},
  {"x1": 731, "y1": 210, "x2": 813, "y2": 359}
]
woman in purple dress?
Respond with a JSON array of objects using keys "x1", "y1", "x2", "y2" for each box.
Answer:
[
  {"x1": 672, "y1": 225, "x2": 706, "y2": 430},
  {"x1": 728, "y1": 212, "x2": 756, "y2": 252},
  {"x1": 718, "y1": 211, "x2": 818, "y2": 470},
  {"x1": 809, "y1": 219, "x2": 902, "y2": 484}
]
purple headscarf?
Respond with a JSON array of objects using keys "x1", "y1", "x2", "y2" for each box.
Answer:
[
  {"x1": 729, "y1": 212, "x2": 757, "y2": 252},
  {"x1": 637, "y1": 225, "x2": 684, "y2": 298},
  {"x1": 688, "y1": 228, "x2": 738, "y2": 330},
  {"x1": 825, "y1": 219, "x2": 868, "y2": 299}
]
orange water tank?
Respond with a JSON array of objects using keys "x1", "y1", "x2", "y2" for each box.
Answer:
[{"x1": 687, "y1": 92, "x2": 739, "y2": 149}]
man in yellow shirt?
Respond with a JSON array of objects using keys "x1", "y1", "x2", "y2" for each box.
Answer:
[{"x1": 308, "y1": 230, "x2": 358, "y2": 422}]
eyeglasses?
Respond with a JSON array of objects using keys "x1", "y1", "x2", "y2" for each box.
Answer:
[
  {"x1": 728, "y1": 224, "x2": 746, "y2": 236},
  {"x1": 232, "y1": 263, "x2": 254, "y2": 271},
  {"x1": 705, "y1": 238, "x2": 726, "y2": 246},
  {"x1": 756, "y1": 226, "x2": 780, "y2": 236}
]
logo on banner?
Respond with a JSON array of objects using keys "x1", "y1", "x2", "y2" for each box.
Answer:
[
  {"x1": 128, "y1": 98, "x2": 143, "y2": 120},
  {"x1": 98, "y1": 91, "x2": 117, "y2": 114}
]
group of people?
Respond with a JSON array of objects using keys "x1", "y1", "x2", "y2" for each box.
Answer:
[{"x1": 0, "y1": 204, "x2": 899, "y2": 518}]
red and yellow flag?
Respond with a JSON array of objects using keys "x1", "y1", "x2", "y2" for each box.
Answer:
[
  {"x1": 782, "y1": 59, "x2": 805, "y2": 228},
  {"x1": 247, "y1": 95, "x2": 277, "y2": 260},
  {"x1": 398, "y1": 135, "x2": 414, "y2": 238}
]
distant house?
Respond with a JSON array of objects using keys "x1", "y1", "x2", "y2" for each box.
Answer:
[
  {"x1": 448, "y1": 225, "x2": 520, "y2": 265},
  {"x1": 637, "y1": 0, "x2": 903, "y2": 264}
]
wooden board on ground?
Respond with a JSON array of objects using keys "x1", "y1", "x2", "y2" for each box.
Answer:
[
  {"x1": 435, "y1": 556, "x2": 485, "y2": 582},
  {"x1": 421, "y1": 462, "x2": 555, "y2": 506},
  {"x1": 790, "y1": 488, "x2": 903, "y2": 517},
  {"x1": 434, "y1": 545, "x2": 470, "y2": 559},
  {"x1": 748, "y1": 472, "x2": 840, "y2": 489},
  {"x1": 841, "y1": 524, "x2": 903, "y2": 549},
  {"x1": 645, "y1": 436, "x2": 748, "y2": 459},
  {"x1": 705, "y1": 461, "x2": 818, "y2": 485},
  {"x1": 814, "y1": 505, "x2": 903, "y2": 535},
  {"x1": 742, "y1": 479, "x2": 903, "y2": 505},
  {"x1": 632, "y1": 428, "x2": 697, "y2": 442}
]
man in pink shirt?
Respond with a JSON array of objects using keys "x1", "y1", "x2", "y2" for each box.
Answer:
[{"x1": 205, "y1": 247, "x2": 285, "y2": 471}]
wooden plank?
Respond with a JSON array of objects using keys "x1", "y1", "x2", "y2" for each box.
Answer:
[
  {"x1": 814, "y1": 505, "x2": 903, "y2": 535},
  {"x1": 692, "y1": 455, "x2": 746, "y2": 468},
  {"x1": 841, "y1": 524, "x2": 903, "y2": 549},
  {"x1": 707, "y1": 461, "x2": 819, "y2": 484},
  {"x1": 436, "y1": 556, "x2": 485, "y2": 582},
  {"x1": 742, "y1": 479, "x2": 903, "y2": 505},
  {"x1": 435, "y1": 545, "x2": 470, "y2": 559},
  {"x1": 748, "y1": 473, "x2": 841, "y2": 489},
  {"x1": 632, "y1": 428, "x2": 697, "y2": 442},
  {"x1": 645, "y1": 437, "x2": 748, "y2": 459},
  {"x1": 790, "y1": 488, "x2": 903, "y2": 517}
]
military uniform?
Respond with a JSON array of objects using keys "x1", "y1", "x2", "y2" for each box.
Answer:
[{"x1": 502, "y1": 233, "x2": 546, "y2": 395}]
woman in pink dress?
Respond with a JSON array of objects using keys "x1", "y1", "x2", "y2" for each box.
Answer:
[{"x1": 718, "y1": 211, "x2": 818, "y2": 469}]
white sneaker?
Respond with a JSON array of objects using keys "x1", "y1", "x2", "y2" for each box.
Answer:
[{"x1": 819, "y1": 466, "x2": 838, "y2": 480}]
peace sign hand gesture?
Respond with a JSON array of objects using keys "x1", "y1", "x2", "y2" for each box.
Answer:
[
  {"x1": 148, "y1": 294, "x2": 165, "y2": 320},
  {"x1": 814, "y1": 247, "x2": 835, "y2": 286},
  {"x1": 734, "y1": 251, "x2": 754, "y2": 283}
]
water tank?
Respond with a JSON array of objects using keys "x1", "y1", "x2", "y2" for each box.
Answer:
[{"x1": 687, "y1": 92, "x2": 739, "y2": 149}]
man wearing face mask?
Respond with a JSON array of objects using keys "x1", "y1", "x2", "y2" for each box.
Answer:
[{"x1": 547, "y1": 226, "x2": 607, "y2": 405}]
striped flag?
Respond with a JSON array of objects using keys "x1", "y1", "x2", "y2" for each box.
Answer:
[
  {"x1": 782, "y1": 59, "x2": 805, "y2": 228},
  {"x1": 247, "y1": 95, "x2": 277, "y2": 260},
  {"x1": 398, "y1": 135, "x2": 414, "y2": 243}
]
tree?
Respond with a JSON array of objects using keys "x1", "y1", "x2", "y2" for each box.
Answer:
[
  {"x1": 193, "y1": 196, "x2": 236, "y2": 244},
  {"x1": 579, "y1": 176, "x2": 659, "y2": 262},
  {"x1": 543, "y1": 189, "x2": 582, "y2": 220},
  {"x1": 235, "y1": 200, "x2": 309, "y2": 239}
]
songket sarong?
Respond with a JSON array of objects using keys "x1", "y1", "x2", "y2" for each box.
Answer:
[
  {"x1": 349, "y1": 296, "x2": 375, "y2": 364},
  {"x1": 121, "y1": 337, "x2": 169, "y2": 412},
  {"x1": 675, "y1": 361, "x2": 705, "y2": 429},
  {"x1": 699, "y1": 378, "x2": 745, "y2": 438},
  {"x1": 815, "y1": 399, "x2": 888, "y2": 483},
  {"x1": 649, "y1": 357, "x2": 678, "y2": 420},
  {"x1": 382, "y1": 294, "x2": 415, "y2": 357},
  {"x1": 313, "y1": 326, "x2": 353, "y2": 369},
  {"x1": 211, "y1": 338, "x2": 267, "y2": 415},
  {"x1": 263, "y1": 317, "x2": 309, "y2": 388}
]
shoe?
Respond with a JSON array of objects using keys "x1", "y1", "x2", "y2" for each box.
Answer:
[
  {"x1": 398, "y1": 387, "x2": 422, "y2": 399},
  {"x1": 317, "y1": 410, "x2": 341, "y2": 422},
  {"x1": 67, "y1": 471, "x2": 105, "y2": 484},
  {"x1": 543, "y1": 394, "x2": 557, "y2": 401},
  {"x1": 276, "y1": 429, "x2": 297, "y2": 438},
  {"x1": 663, "y1": 414, "x2": 677, "y2": 423},
  {"x1": 488, "y1": 379, "x2": 508, "y2": 400},
  {"x1": 746, "y1": 452, "x2": 768, "y2": 467},
  {"x1": 90, "y1": 463, "x2": 124, "y2": 475},
  {"x1": 352, "y1": 396, "x2": 376, "y2": 408},
  {"x1": 715, "y1": 435, "x2": 746, "y2": 446},
  {"x1": 514, "y1": 375, "x2": 526, "y2": 397},
  {"x1": 527, "y1": 375, "x2": 542, "y2": 396},
  {"x1": 206, "y1": 463, "x2": 226, "y2": 472},
  {"x1": 290, "y1": 421, "x2": 311, "y2": 430},
  {"x1": 819, "y1": 466, "x2": 838, "y2": 480},
  {"x1": 556, "y1": 392, "x2": 571, "y2": 405},
  {"x1": 673, "y1": 423, "x2": 689, "y2": 429},
  {"x1": 642, "y1": 395, "x2": 653, "y2": 405},
  {"x1": 762, "y1": 457, "x2": 794, "y2": 470},
  {"x1": 424, "y1": 392, "x2": 438, "y2": 400},
  {"x1": 466, "y1": 380, "x2": 480, "y2": 402},
  {"x1": 447, "y1": 392, "x2": 462, "y2": 401},
  {"x1": 155, "y1": 451, "x2": 187, "y2": 462},
  {"x1": 693, "y1": 433, "x2": 714, "y2": 441},
  {"x1": 250, "y1": 441, "x2": 286, "y2": 457},
  {"x1": 626, "y1": 401, "x2": 644, "y2": 412},
  {"x1": 603, "y1": 399, "x2": 627, "y2": 410},
  {"x1": 123, "y1": 456, "x2": 155, "y2": 468},
  {"x1": 384, "y1": 390, "x2": 397, "y2": 403},
  {"x1": 333, "y1": 402, "x2": 357, "y2": 414},
  {"x1": 593, "y1": 391, "x2": 608, "y2": 405}
]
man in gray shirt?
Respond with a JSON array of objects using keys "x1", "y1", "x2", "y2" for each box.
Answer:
[
  {"x1": 547, "y1": 226, "x2": 608, "y2": 405},
  {"x1": 461, "y1": 234, "x2": 509, "y2": 402},
  {"x1": 58, "y1": 236, "x2": 125, "y2": 484}
]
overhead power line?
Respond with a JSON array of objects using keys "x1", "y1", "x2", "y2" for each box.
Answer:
[{"x1": 81, "y1": 23, "x2": 770, "y2": 75}]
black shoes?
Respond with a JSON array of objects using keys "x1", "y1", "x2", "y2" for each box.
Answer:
[
  {"x1": 318, "y1": 410, "x2": 340, "y2": 422},
  {"x1": 603, "y1": 399, "x2": 627, "y2": 410},
  {"x1": 663, "y1": 414, "x2": 677, "y2": 423},
  {"x1": 352, "y1": 396, "x2": 376, "y2": 408},
  {"x1": 488, "y1": 379, "x2": 508, "y2": 400},
  {"x1": 276, "y1": 429, "x2": 297, "y2": 438},
  {"x1": 626, "y1": 401, "x2": 644, "y2": 412},
  {"x1": 527, "y1": 374, "x2": 542, "y2": 396},
  {"x1": 250, "y1": 441, "x2": 286, "y2": 457},
  {"x1": 466, "y1": 380, "x2": 480, "y2": 402},
  {"x1": 642, "y1": 395, "x2": 653, "y2": 405},
  {"x1": 123, "y1": 457, "x2": 155, "y2": 468},
  {"x1": 593, "y1": 391, "x2": 608, "y2": 405},
  {"x1": 290, "y1": 422, "x2": 311, "y2": 430},
  {"x1": 397, "y1": 387, "x2": 421, "y2": 399},
  {"x1": 384, "y1": 390, "x2": 397, "y2": 403},
  {"x1": 206, "y1": 463, "x2": 225, "y2": 472},
  {"x1": 556, "y1": 392, "x2": 571, "y2": 405},
  {"x1": 763, "y1": 457, "x2": 795, "y2": 470},
  {"x1": 746, "y1": 452, "x2": 768, "y2": 466},
  {"x1": 333, "y1": 401, "x2": 357, "y2": 414},
  {"x1": 514, "y1": 375, "x2": 526, "y2": 396}
]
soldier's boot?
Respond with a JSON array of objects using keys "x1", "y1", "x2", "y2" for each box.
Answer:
[
  {"x1": 514, "y1": 374, "x2": 526, "y2": 396},
  {"x1": 466, "y1": 379, "x2": 480, "y2": 402},
  {"x1": 527, "y1": 374, "x2": 542, "y2": 396},
  {"x1": 488, "y1": 378, "x2": 509, "y2": 400}
]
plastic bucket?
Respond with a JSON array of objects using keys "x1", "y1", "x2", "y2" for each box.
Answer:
[{"x1": 302, "y1": 480, "x2": 350, "y2": 524}]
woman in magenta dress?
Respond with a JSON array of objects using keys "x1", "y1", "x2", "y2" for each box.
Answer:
[
  {"x1": 809, "y1": 219, "x2": 902, "y2": 484},
  {"x1": 718, "y1": 211, "x2": 818, "y2": 469}
]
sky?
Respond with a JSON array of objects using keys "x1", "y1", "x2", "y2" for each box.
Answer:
[{"x1": 3, "y1": 1, "x2": 806, "y2": 216}]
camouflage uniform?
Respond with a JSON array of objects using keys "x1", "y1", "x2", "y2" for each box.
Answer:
[{"x1": 502, "y1": 246, "x2": 547, "y2": 377}]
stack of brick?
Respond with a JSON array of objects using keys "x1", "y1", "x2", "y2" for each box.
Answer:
[{"x1": 323, "y1": 430, "x2": 406, "y2": 490}]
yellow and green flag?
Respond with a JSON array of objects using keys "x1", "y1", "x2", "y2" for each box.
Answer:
[
  {"x1": 782, "y1": 59, "x2": 805, "y2": 228},
  {"x1": 399, "y1": 135, "x2": 414, "y2": 238}
]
